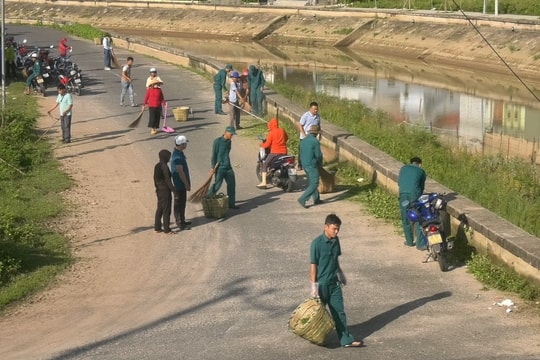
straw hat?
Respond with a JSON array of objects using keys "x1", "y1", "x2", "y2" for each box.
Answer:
[{"x1": 149, "y1": 78, "x2": 163, "y2": 86}]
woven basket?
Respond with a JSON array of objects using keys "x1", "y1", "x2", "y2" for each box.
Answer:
[
  {"x1": 173, "y1": 106, "x2": 190, "y2": 122},
  {"x1": 288, "y1": 298, "x2": 335, "y2": 346},
  {"x1": 202, "y1": 193, "x2": 229, "y2": 219},
  {"x1": 318, "y1": 167, "x2": 335, "y2": 194}
]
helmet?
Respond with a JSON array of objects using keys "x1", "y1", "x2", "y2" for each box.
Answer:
[
  {"x1": 432, "y1": 197, "x2": 445, "y2": 210},
  {"x1": 70, "y1": 70, "x2": 77, "y2": 76},
  {"x1": 407, "y1": 209, "x2": 420, "y2": 223},
  {"x1": 149, "y1": 67, "x2": 157, "y2": 73},
  {"x1": 31, "y1": 53, "x2": 38, "y2": 58}
]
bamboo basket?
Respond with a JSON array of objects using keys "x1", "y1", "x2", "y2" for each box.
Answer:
[
  {"x1": 93, "y1": 37, "x2": 101, "y2": 45},
  {"x1": 173, "y1": 106, "x2": 190, "y2": 122},
  {"x1": 318, "y1": 166, "x2": 335, "y2": 194},
  {"x1": 202, "y1": 193, "x2": 229, "y2": 219},
  {"x1": 288, "y1": 298, "x2": 335, "y2": 346}
]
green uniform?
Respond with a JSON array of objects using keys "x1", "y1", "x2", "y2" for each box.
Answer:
[
  {"x1": 213, "y1": 68, "x2": 228, "y2": 114},
  {"x1": 310, "y1": 233, "x2": 355, "y2": 346},
  {"x1": 298, "y1": 133, "x2": 322, "y2": 205},
  {"x1": 208, "y1": 136, "x2": 236, "y2": 208},
  {"x1": 398, "y1": 163, "x2": 426, "y2": 248}
]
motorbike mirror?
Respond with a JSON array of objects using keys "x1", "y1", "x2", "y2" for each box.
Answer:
[
  {"x1": 401, "y1": 200, "x2": 410, "y2": 208},
  {"x1": 49, "y1": 45, "x2": 54, "y2": 48},
  {"x1": 23, "y1": 39, "x2": 27, "y2": 44}
]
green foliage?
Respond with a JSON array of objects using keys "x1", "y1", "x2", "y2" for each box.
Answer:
[
  {"x1": 0, "y1": 83, "x2": 72, "y2": 310},
  {"x1": 334, "y1": 27, "x2": 354, "y2": 35},
  {"x1": 344, "y1": 0, "x2": 540, "y2": 15},
  {"x1": 47, "y1": 23, "x2": 104, "y2": 40},
  {"x1": 467, "y1": 254, "x2": 540, "y2": 302}
]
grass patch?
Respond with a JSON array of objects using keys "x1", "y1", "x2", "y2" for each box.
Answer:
[
  {"x1": 0, "y1": 83, "x2": 73, "y2": 312},
  {"x1": 46, "y1": 23, "x2": 104, "y2": 40}
]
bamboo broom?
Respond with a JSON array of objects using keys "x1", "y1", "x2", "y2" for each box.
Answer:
[
  {"x1": 189, "y1": 163, "x2": 219, "y2": 203},
  {"x1": 128, "y1": 109, "x2": 144, "y2": 128}
]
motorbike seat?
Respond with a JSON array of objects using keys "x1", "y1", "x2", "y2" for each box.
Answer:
[{"x1": 420, "y1": 218, "x2": 441, "y2": 227}]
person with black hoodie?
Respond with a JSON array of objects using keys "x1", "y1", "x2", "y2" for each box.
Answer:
[{"x1": 154, "y1": 149, "x2": 176, "y2": 234}]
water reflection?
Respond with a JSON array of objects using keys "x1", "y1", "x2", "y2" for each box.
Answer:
[{"x1": 116, "y1": 30, "x2": 540, "y2": 159}]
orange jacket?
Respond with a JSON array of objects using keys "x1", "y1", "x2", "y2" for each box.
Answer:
[{"x1": 260, "y1": 118, "x2": 288, "y2": 154}]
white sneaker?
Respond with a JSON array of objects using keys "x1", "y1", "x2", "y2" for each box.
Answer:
[{"x1": 104, "y1": 67, "x2": 111, "y2": 71}]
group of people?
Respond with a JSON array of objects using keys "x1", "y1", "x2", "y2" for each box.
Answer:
[{"x1": 213, "y1": 64, "x2": 266, "y2": 131}]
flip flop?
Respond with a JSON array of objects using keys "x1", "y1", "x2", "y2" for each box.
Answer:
[{"x1": 344, "y1": 340, "x2": 364, "y2": 348}]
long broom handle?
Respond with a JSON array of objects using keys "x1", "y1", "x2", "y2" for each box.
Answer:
[{"x1": 229, "y1": 101, "x2": 267, "y2": 124}]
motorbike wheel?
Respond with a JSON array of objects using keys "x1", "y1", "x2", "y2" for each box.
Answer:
[
  {"x1": 74, "y1": 86, "x2": 81, "y2": 96},
  {"x1": 437, "y1": 251, "x2": 450, "y2": 272},
  {"x1": 255, "y1": 163, "x2": 262, "y2": 182},
  {"x1": 40, "y1": 85, "x2": 46, "y2": 97},
  {"x1": 284, "y1": 178, "x2": 295, "y2": 193}
]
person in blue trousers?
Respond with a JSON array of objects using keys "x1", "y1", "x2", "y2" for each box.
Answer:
[
  {"x1": 298, "y1": 125, "x2": 323, "y2": 208},
  {"x1": 398, "y1": 156, "x2": 427, "y2": 250}
]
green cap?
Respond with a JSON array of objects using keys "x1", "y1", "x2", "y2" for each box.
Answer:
[
  {"x1": 225, "y1": 64, "x2": 233, "y2": 70},
  {"x1": 225, "y1": 126, "x2": 237, "y2": 135}
]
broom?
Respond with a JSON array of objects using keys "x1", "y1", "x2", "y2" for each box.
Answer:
[
  {"x1": 189, "y1": 163, "x2": 219, "y2": 203},
  {"x1": 128, "y1": 108, "x2": 144, "y2": 128},
  {"x1": 111, "y1": 48, "x2": 120, "y2": 69},
  {"x1": 318, "y1": 164, "x2": 335, "y2": 194}
]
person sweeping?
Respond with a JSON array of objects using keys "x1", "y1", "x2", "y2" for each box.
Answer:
[
  {"x1": 142, "y1": 78, "x2": 166, "y2": 135},
  {"x1": 207, "y1": 126, "x2": 240, "y2": 210},
  {"x1": 257, "y1": 118, "x2": 288, "y2": 189}
]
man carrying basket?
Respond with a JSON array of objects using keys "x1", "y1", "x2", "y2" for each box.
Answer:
[{"x1": 310, "y1": 214, "x2": 364, "y2": 348}]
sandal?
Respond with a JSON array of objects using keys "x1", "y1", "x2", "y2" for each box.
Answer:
[{"x1": 344, "y1": 340, "x2": 364, "y2": 348}]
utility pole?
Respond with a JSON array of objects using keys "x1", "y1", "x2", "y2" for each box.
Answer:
[
  {"x1": 495, "y1": 0, "x2": 498, "y2": 16},
  {"x1": 1, "y1": 0, "x2": 6, "y2": 116}
]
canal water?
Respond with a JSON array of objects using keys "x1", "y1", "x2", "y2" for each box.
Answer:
[{"x1": 117, "y1": 30, "x2": 540, "y2": 156}]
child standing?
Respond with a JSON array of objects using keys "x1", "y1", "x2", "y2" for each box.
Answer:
[{"x1": 154, "y1": 149, "x2": 176, "y2": 234}]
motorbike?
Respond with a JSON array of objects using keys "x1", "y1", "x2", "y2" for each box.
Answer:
[
  {"x1": 256, "y1": 135, "x2": 297, "y2": 192},
  {"x1": 404, "y1": 193, "x2": 453, "y2": 272},
  {"x1": 58, "y1": 69, "x2": 82, "y2": 96}
]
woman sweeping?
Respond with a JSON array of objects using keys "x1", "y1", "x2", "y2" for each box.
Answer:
[{"x1": 142, "y1": 78, "x2": 166, "y2": 135}]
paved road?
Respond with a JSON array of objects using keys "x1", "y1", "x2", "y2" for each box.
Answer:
[{"x1": 1, "y1": 25, "x2": 539, "y2": 360}]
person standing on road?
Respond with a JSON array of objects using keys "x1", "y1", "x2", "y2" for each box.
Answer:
[
  {"x1": 398, "y1": 157, "x2": 427, "y2": 250},
  {"x1": 310, "y1": 213, "x2": 364, "y2": 348},
  {"x1": 4, "y1": 41, "x2": 17, "y2": 80},
  {"x1": 247, "y1": 64, "x2": 265, "y2": 116},
  {"x1": 58, "y1": 37, "x2": 71, "y2": 58},
  {"x1": 102, "y1": 33, "x2": 112, "y2": 70},
  {"x1": 142, "y1": 78, "x2": 166, "y2": 135},
  {"x1": 207, "y1": 126, "x2": 239, "y2": 210},
  {"x1": 47, "y1": 84, "x2": 73, "y2": 144},
  {"x1": 297, "y1": 125, "x2": 323, "y2": 208},
  {"x1": 171, "y1": 135, "x2": 192, "y2": 231},
  {"x1": 256, "y1": 117, "x2": 288, "y2": 189},
  {"x1": 228, "y1": 71, "x2": 242, "y2": 130},
  {"x1": 120, "y1": 56, "x2": 136, "y2": 107},
  {"x1": 213, "y1": 64, "x2": 232, "y2": 115},
  {"x1": 297, "y1": 101, "x2": 320, "y2": 170},
  {"x1": 153, "y1": 149, "x2": 176, "y2": 234},
  {"x1": 146, "y1": 67, "x2": 163, "y2": 88}
]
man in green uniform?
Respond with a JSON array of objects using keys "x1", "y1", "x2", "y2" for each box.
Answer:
[
  {"x1": 310, "y1": 214, "x2": 363, "y2": 348},
  {"x1": 398, "y1": 156, "x2": 427, "y2": 249},
  {"x1": 207, "y1": 126, "x2": 239, "y2": 209},
  {"x1": 213, "y1": 64, "x2": 232, "y2": 115},
  {"x1": 298, "y1": 125, "x2": 323, "y2": 208}
]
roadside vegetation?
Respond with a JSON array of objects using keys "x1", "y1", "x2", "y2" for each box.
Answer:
[
  {"x1": 46, "y1": 23, "x2": 103, "y2": 40},
  {"x1": 0, "y1": 83, "x2": 73, "y2": 311},
  {"x1": 345, "y1": 0, "x2": 540, "y2": 16}
]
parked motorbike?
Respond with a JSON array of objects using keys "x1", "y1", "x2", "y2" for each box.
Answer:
[
  {"x1": 59, "y1": 69, "x2": 82, "y2": 96},
  {"x1": 404, "y1": 193, "x2": 453, "y2": 271},
  {"x1": 256, "y1": 135, "x2": 297, "y2": 192}
]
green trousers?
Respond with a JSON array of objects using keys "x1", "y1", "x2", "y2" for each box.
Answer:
[
  {"x1": 298, "y1": 166, "x2": 320, "y2": 204},
  {"x1": 319, "y1": 282, "x2": 355, "y2": 346},
  {"x1": 208, "y1": 168, "x2": 236, "y2": 208},
  {"x1": 214, "y1": 84, "x2": 224, "y2": 114},
  {"x1": 399, "y1": 193, "x2": 425, "y2": 248}
]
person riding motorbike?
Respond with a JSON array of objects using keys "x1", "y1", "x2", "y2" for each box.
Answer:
[
  {"x1": 257, "y1": 117, "x2": 289, "y2": 189},
  {"x1": 25, "y1": 53, "x2": 42, "y2": 95}
]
